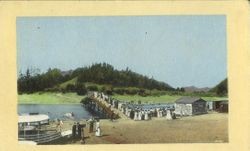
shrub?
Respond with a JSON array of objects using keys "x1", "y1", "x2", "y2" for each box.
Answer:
[
  {"x1": 150, "y1": 89, "x2": 167, "y2": 96},
  {"x1": 75, "y1": 82, "x2": 87, "y2": 95},
  {"x1": 138, "y1": 89, "x2": 150, "y2": 97},
  {"x1": 101, "y1": 86, "x2": 113, "y2": 95},
  {"x1": 114, "y1": 88, "x2": 125, "y2": 95},
  {"x1": 87, "y1": 85, "x2": 98, "y2": 91},
  {"x1": 61, "y1": 88, "x2": 66, "y2": 94},
  {"x1": 125, "y1": 87, "x2": 139, "y2": 95},
  {"x1": 66, "y1": 84, "x2": 75, "y2": 92}
]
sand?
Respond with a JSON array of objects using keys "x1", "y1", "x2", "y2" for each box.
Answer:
[{"x1": 50, "y1": 112, "x2": 228, "y2": 144}]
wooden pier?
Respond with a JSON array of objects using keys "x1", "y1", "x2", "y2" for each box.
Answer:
[{"x1": 82, "y1": 94, "x2": 121, "y2": 119}]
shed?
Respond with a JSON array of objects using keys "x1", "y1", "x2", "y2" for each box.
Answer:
[
  {"x1": 174, "y1": 97, "x2": 207, "y2": 116},
  {"x1": 213, "y1": 100, "x2": 228, "y2": 112},
  {"x1": 218, "y1": 101, "x2": 228, "y2": 113}
]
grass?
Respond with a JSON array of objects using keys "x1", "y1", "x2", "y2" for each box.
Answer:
[
  {"x1": 18, "y1": 92, "x2": 85, "y2": 104},
  {"x1": 112, "y1": 94, "x2": 227, "y2": 103},
  {"x1": 112, "y1": 94, "x2": 180, "y2": 103},
  {"x1": 59, "y1": 77, "x2": 77, "y2": 89},
  {"x1": 18, "y1": 92, "x2": 227, "y2": 104}
]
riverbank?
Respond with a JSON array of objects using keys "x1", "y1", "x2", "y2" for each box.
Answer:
[
  {"x1": 51, "y1": 112, "x2": 228, "y2": 144},
  {"x1": 18, "y1": 92, "x2": 85, "y2": 104},
  {"x1": 18, "y1": 92, "x2": 227, "y2": 104}
]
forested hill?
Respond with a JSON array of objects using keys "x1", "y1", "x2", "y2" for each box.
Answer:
[
  {"x1": 210, "y1": 78, "x2": 228, "y2": 96},
  {"x1": 18, "y1": 63, "x2": 174, "y2": 94}
]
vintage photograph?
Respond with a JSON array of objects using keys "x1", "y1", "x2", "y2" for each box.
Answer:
[{"x1": 17, "y1": 16, "x2": 228, "y2": 145}]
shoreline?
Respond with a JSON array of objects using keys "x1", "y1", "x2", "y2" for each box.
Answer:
[{"x1": 18, "y1": 103, "x2": 82, "y2": 105}]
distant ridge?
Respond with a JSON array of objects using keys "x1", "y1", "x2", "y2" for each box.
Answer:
[{"x1": 183, "y1": 86, "x2": 211, "y2": 93}]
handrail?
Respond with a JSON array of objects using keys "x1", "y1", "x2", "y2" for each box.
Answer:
[
  {"x1": 19, "y1": 132, "x2": 60, "y2": 139},
  {"x1": 18, "y1": 132, "x2": 62, "y2": 144}
]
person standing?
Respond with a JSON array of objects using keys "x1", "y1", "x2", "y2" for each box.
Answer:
[
  {"x1": 138, "y1": 111, "x2": 142, "y2": 120},
  {"x1": 77, "y1": 122, "x2": 81, "y2": 138},
  {"x1": 166, "y1": 110, "x2": 172, "y2": 120},
  {"x1": 59, "y1": 120, "x2": 63, "y2": 132},
  {"x1": 95, "y1": 126, "x2": 101, "y2": 137},
  {"x1": 72, "y1": 122, "x2": 76, "y2": 139},
  {"x1": 110, "y1": 111, "x2": 114, "y2": 121},
  {"x1": 87, "y1": 117, "x2": 95, "y2": 133},
  {"x1": 80, "y1": 126, "x2": 85, "y2": 144},
  {"x1": 145, "y1": 111, "x2": 149, "y2": 120},
  {"x1": 134, "y1": 111, "x2": 138, "y2": 121},
  {"x1": 95, "y1": 119, "x2": 100, "y2": 131}
]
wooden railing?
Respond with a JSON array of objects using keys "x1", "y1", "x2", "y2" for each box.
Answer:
[{"x1": 18, "y1": 131, "x2": 65, "y2": 144}]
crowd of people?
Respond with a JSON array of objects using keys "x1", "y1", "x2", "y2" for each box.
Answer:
[
  {"x1": 89, "y1": 91, "x2": 177, "y2": 121},
  {"x1": 71, "y1": 116, "x2": 102, "y2": 144},
  {"x1": 121, "y1": 105, "x2": 176, "y2": 120}
]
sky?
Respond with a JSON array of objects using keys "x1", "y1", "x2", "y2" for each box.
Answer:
[{"x1": 16, "y1": 16, "x2": 227, "y2": 88}]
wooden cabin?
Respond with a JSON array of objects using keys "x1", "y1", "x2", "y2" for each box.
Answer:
[
  {"x1": 213, "y1": 100, "x2": 228, "y2": 112},
  {"x1": 174, "y1": 97, "x2": 207, "y2": 116}
]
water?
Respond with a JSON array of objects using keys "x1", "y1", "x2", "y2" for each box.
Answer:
[{"x1": 18, "y1": 104, "x2": 92, "y2": 120}]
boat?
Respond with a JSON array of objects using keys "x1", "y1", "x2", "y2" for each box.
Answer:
[
  {"x1": 63, "y1": 112, "x2": 75, "y2": 119},
  {"x1": 18, "y1": 113, "x2": 72, "y2": 145}
]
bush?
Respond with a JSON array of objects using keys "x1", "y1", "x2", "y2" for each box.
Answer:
[
  {"x1": 75, "y1": 82, "x2": 87, "y2": 95},
  {"x1": 114, "y1": 88, "x2": 125, "y2": 95},
  {"x1": 150, "y1": 89, "x2": 167, "y2": 96},
  {"x1": 66, "y1": 84, "x2": 75, "y2": 92},
  {"x1": 61, "y1": 88, "x2": 66, "y2": 94},
  {"x1": 138, "y1": 89, "x2": 150, "y2": 97},
  {"x1": 101, "y1": 86, "x2": 113, "y2": 95},
  {"x1": 87, "y1": 85, "x2": 98, "y2": 91},
  {"x1": 45, "y1": 87, "x2": 60, "y2": 92},
  {"x1": 125, "y1": 87, "x2": 139, "y2": 95}
]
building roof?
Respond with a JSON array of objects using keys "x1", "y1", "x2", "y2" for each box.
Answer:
[
  {"x1": 18, "y1": 114, "x2": 49, "y2": 123},
  {"x1": 219, "y1": 101, "x2": 228, "y2": 105},
  {"x1": 175, "y1": 97, "x2": 205, "y2": 104}
]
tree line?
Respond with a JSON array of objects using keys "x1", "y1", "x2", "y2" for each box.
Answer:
[
  {"x1": 17, "y1": 63, "x2": 228, "y2": 97},
  {"x1": 17, "y1": 63, "x2": 174, "y2": 94},
  {"x1": 209, "y1": 78, "x2": 228, "y2": 96}
]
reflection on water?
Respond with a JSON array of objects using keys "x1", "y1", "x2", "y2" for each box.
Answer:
[{"x1": 18, "y1": 104, "x2": 92, "y2": 120}]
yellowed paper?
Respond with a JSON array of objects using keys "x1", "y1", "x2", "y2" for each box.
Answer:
[{"x1": 0, "y1": 1, "x2": 249, "y2": 151}]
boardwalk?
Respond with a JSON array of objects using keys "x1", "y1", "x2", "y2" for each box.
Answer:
[{"x1": 84, "y1": 92, "x2": 128, "y2": 119}]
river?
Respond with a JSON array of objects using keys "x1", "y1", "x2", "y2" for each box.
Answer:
[{"x1": 18, "y1": 104, "x2": 92, "y2": 120}]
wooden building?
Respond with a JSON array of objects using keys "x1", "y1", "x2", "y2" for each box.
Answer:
[
  {"x1": 214, "y1": 100, "x2": 228, "y2": 113},
  {"x1": 174, "y1": 97, "x2": 207, "y2": 116}
]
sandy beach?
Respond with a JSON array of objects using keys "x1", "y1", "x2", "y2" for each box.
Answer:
[{"x1": 51, "y1": 112, "x2": 228, "y2": 144}]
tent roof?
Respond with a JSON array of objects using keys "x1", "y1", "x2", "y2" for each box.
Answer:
[{"x1": 18, "y1": 114, "x2": 49, "y2": 123}]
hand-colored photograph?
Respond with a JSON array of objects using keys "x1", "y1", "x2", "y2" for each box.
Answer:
[{"x1": 17, "y1": 16, "x2": 228, "y2": 145}]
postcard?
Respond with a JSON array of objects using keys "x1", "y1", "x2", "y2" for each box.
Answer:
[{"x1": 0, "y1": 1, "x2": 249, "y2": 151}]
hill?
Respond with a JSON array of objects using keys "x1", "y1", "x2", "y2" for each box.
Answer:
[
  {"x1": 183, "y1": 86, "x2": 210, "y2": 93},
  {"x1": 74, "y1": 63, "x2": 173, "y2": 90},
  {"x1": 59, "y1": 77, "x2": 77, "y2": 89},
  {"x1": 210, "y1": 78, "x2": 228, "y2": 96},
  {"x1": 17, "y1": 63, "x2": 174, "y2": 94}
]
